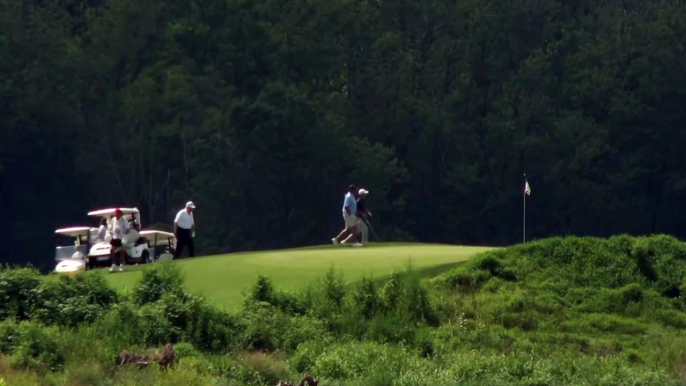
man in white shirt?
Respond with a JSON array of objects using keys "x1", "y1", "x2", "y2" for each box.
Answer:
[
  {"x1": 98, "y1": 218, "x2": 108, "y2": 242},
  {"x1": 174, "y1": 201, "x2": 196, "y2": 258},
  {"x1": 109, "y1": 208, "x2": 130, "y2": 272}
]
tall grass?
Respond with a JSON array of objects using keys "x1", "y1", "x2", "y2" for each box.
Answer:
[{"x1": 1, "y1": 235, "x2": 686, "y2": 385}]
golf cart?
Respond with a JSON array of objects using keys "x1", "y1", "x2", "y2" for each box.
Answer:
[
  {"x1": 85, "y1": 207, "x2": 176, "y2": 268},
  {"x1": 139, "y1": 230, "x2": 177, "y2": 262},
  {"x1": 54, "y1": 226, "x2": 95, "y2": 274}
]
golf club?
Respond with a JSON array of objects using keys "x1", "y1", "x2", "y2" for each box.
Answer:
[{"x1": 362, "y1": 218, "x2": 380, "y2": 241}]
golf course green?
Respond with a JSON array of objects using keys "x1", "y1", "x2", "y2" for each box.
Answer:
[{"x1": 105, "y1": 243, "x2": 492, "y2": 310}]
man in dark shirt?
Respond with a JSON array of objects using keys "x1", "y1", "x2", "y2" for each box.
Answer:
[{"x1": 343, "y1": 188, "x2": 370, "y2": 245}]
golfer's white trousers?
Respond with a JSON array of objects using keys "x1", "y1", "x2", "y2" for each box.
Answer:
[{"x1": 358, "y1": 220, "x2": 369, "y2": 243}]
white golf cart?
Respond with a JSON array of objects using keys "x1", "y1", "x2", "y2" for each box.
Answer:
[
  {"x1": 53, "y1": 226, "x2": 95, "y2": 274},
  {"x1": 85, "y1": 207, "x2": 176, "y2": 268},
  {"x1": 140, "y1": 230, "x2": 177, "y2": 262}
]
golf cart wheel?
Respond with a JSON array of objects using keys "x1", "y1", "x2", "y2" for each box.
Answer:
[{"x1": 140, "y1": 250, "x2": 150, "y2": 264}]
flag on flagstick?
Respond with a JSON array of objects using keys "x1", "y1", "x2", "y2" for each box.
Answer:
[
  {"x1": 524, "y1": 178, "x2": 531, "y2": 196},
  {"x1": 523, "y1": 174, "x2": 530, "y2": 243}
]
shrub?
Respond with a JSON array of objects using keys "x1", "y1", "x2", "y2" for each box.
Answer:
[
  {"x1": 95, "y1": 300, "x2": 144, "y2": 347},
  {"x1": 365, "y1": 314, "x2": 415, "y2": 345},
  {"x1": 133, "y1": 263, "x2": 186, "y2": 305},
  {"x1": 245, "y1": 275, "x2": 308, "y2": 316},
  {"x1": 289, "y1": 340, "x2": 327, "y2": 374},
  {"x1": 352, "y1": 277, "x2": 380, "y2": 320},
  {"x1": 400, "y1": 270, "x2": 438, "y2": 326},
  {"x1": 247, "y1": 275, "x2": 274, "y2": 304},
  {"x1": 322, "y1": 267, "x2": 346, "y2": 308},
  {"x1": 0, "y1": 320, "x2": 20, "y2": 354},
  {"x1": 0, "y1": 267, "x2": 41, "y2": 321},
  {"x1": 138, "y1": 303, "x2": 181, "y2": 345},
  {"x1": 187, "y1": 302, "x2": 242, "y2": 354},
  {"x1": 9, "y1": 321, "x2": 65, "y2": 373},
  {"x1": 173, "y1": 342, "x2": 201, "y2": 359},
  {"x1": 238, "y1": 302, "x2": 330, "y2": 353},
  {"x1": 157, "y1": 291, "x2": 204, "y2": 336},
  {"x1": 32, "y1": 271, "x2": 118, "y2": 327},
  {"x1": 380, "y1": 271, "x2": 403, "y2": 309},
  {"x1": 238, "y1": 303, "x2": 281, "y2": 352},
  {"x1": 377, "y1": 269, "x2": 439, "y2": 327}
]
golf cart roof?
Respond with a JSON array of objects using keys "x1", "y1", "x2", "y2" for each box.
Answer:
[
  {"x1": 55, "y1": 227, "x2": 92, "y2": 236},
  {"x1": 140, "y1": 230, "x2": 175, "y2": 238},
  {"x1": 87, "y1": 207, "x2": 139, "y2": 217}
]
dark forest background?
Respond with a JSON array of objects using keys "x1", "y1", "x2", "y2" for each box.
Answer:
[{"x1": 2, "y1": 0, "x2": 686, "y2": 269}]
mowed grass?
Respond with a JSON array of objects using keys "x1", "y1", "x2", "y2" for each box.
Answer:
[{"x1": 105, "y1": 243, "x2": 492, "y2": 310}]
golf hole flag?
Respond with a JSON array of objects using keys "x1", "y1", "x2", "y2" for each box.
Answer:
[{"x1": 523, "y1": 174, "x2": 530, "y2": 243}]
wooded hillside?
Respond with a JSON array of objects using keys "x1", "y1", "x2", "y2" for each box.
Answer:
[{"x1": 2, "y1": 0, "x2": 685, "y2": 267}]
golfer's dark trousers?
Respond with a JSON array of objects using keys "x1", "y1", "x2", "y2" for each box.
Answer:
[{"x1": 175, "y1": 228, "x2": 195, "y2": 258}]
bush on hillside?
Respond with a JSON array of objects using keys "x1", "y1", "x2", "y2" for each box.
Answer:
[
  {"x1": 133, "y1": 263, "x2": 186, "y2": 305},
  {"x1": 438, "y1": 235, "x2": 686, "y2": 322},
  {"x1": 0, "y1": 320, "x2": 21, "y2": 354},
  {"x1": 1, "y1": 235, "x2": 686, "y2": 384},
  {"x1": 239, "y1": 301, "x2": 331, "y2": 353},
  {"x1": 0, "y1": 268, "x2": 41, "y2": 321},
  {"x1": 0, "y1": 268, "x2": 117, "y2": 327},
  {"x1": 79, "y1": 265, "x2": 242, "y2": 354},
  {"x1": 32, "y1": 271, "x2": 118, "y2": 327},
  {"x1": 5, "y1": 321, "x2": 65, "y2": 373},
  {"x1": 187, "y1": 302, "x2": 242, "y2": 354},
  {"x1": 245, "y1": 275, "x2": 309, "y2": 316},
  {"x1": 352, "y1": 277, "x2": 381, "y2": 320}
]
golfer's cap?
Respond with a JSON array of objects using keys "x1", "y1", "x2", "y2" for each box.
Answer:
[
  {"x1": 359, "y1": 189, "x2": 369, "y2": 195},
  {"x1": 348, "y1": 185, "x2": 357, "y2": 190},
  {"x1": 114, "y1": 208, "x2": 122, "y2": 214},
  {"x1": 186, "y1": 201, "x2": 196, "y2": 209}
]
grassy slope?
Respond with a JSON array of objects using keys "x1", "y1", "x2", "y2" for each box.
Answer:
[
  {"x1": 105, "y1": 243, "x2": 492, "y2": 310},
  {"x1": 4, "y1": 236, "x2": 686, "y2": 385}
]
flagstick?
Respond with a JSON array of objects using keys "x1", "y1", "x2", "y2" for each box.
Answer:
[
  {"x1": 523, "y1": 173, "x2": 527, "y2": 244},
  {"x1": 523, "y1": 188, "x2": 526, "y2": 243}
]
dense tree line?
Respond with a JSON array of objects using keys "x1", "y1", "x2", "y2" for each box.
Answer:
[{"x1": 2, "y1": 0, "x2": 686, "y2": 268}]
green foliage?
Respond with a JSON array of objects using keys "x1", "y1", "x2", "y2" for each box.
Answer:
[
  {"x1": 32, "y1": 271, "x2": 118, "y2": 327},
  {"x1": 0, "y1": 320, "x2": 20, "y2": 354},
  {"x1": 133, "y1": 263, "x2": 186, "y2": 305},
  {"x1": 352, "y1": 277, "x2": 380, "y2": 320},
  {"x1": 187, "y1": 302, "x2": 241, "y2": 354},
  {"x1": 3, "y1": 236, "x2": 686, "y2": 384},
  {"x1": 0, "y1": 268, "x2": 41, "y2": 321},
  {"x1": 7, "y1": 321, "x2": 65, "y2": 373},
  {"x1": 245, "y1": 275, "x2": 308, "y2": 315},
  {"x1": 239, "y1": 302, "x2": 330, "y2": 353},
  {"x1": 6, "y1": 0, "x2": 686, "y2": 270},
  {"x1": 322, "y1": 267, "x2": 346, "y2": 309}
]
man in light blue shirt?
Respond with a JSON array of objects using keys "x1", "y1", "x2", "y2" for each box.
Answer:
[{"x1": 332, "y1": 185, "x2": 359, "y2": 245}]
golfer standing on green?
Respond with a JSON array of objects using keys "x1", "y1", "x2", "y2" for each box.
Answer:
[
  {"x1": 332, "y1": 185, "x2": 358, "y2": 245},
  {"x1": 342, "y1": 188, "x2": 370, "y2": 246},
  {"x1": 174, "y1": 201, "x2": 196, "y2": 258}
]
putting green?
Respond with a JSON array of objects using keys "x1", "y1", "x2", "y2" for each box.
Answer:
[{"x1": 105, "y1": 243, "x2": 492, "y2": 310}]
